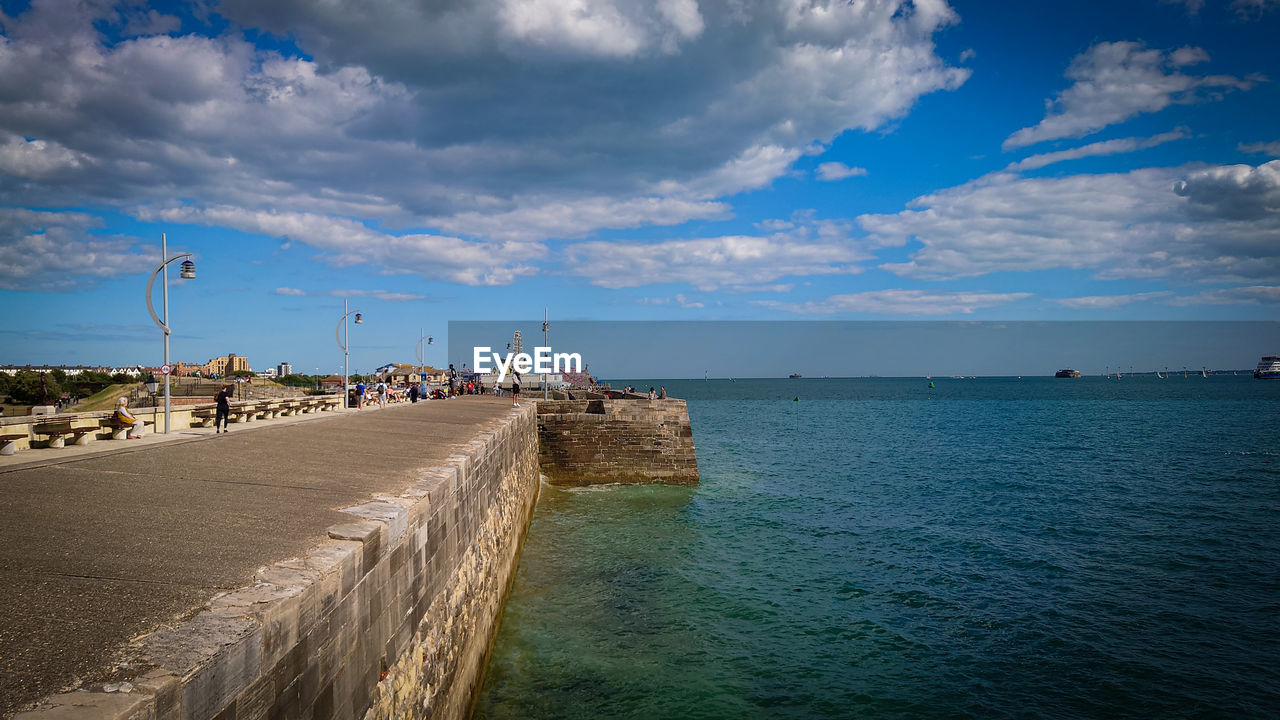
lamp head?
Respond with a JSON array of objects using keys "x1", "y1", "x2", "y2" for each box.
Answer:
[
  {"x1": 179, "y1": 259, "x2": 196, "y2": 279},
  {"x1": 354, "y1": 312, "x2": 363, "y2": 324}
]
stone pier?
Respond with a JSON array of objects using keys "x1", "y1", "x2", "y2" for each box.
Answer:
[
  {"x1": 0, "y1": 398, "x2": 538, "y2": 720},
  {"x1": 535, "y1": 399, "x2": 699, "y2": 485}
]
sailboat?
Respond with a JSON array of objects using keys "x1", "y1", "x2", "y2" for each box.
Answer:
[
  {"x1": 1201, "y1": 367, "x2": 1209, "y2": 378},
  {"x1": 1155, "y1": 370, "x2": 1164, "y2": 379}
]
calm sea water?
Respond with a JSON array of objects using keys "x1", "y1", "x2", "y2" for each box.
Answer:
[{"x1": 474, "y1": 377, "x2": 1280, "y2": 719}]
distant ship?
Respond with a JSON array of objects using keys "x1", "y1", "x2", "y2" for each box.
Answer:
[
  {"x1": 1054, "y1": 369, "x2": 1081, "y2": 378},
  {"x1": 788, "y1": 373, "x2": 803, "y2": 379},
  {"x1": 1255, "y1": 356, "x2": 1280, "y2": 379}
]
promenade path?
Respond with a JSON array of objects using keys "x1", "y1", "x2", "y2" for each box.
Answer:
[{"x1": 0, "y1": 397, "x2": 515, "y2": 717}]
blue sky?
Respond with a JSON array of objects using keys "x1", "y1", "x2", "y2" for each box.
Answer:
[{"x1": 1, "y1": 0, "x2": 1278, "y2": 375}]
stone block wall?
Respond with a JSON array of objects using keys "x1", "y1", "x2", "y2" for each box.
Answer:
[
  {"x1": 536, "y1": 399, "x2": 699, "y2": 485},
  {"x1": 14, "y1": 406, "x2": 540, "y2": 720}
]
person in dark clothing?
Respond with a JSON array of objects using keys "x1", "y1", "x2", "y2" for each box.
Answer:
[{"x1": 215, "y1": 384, "x2": 233, "y2": 433}]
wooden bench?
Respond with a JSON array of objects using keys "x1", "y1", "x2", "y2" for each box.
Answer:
[
  {"x1": 99, "y1": 417, "x2": 155, "y2": 440},
  {"x1": 34, "y1": 422, "x2": 100, "y2": 448},
  {"x1": 1, "y1": 432, "x2": 28, "y2": 456}
]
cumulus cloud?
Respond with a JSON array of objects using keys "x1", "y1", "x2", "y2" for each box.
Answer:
[
  {"x1": 0, "y1": 209, "x2": 154, "y2": 290},
  {"x1": 1165, "y1": 285, "x2": 1280, "y2": 305},
  {"x1": 1005, "y1": 128, "x2": 1190, "y2": 172},
  {"x1": 754, "y1": 289, "x2": 1032, "y2": 315},
  {"x1": 564, "y1": 215, "x2": 870, "y2": 290},
  {"x1": 1054, "y1": 291, "x2": 1174, "y2": 309},
  {"x1": 0, "y1": 0, "x2": 970, "y2": 285},
  {"x1": 861, "y1": 160, "x2": 1280, "y2": 284},
  {"x1": 142, "y1": 206, "x2": 546, "y2": 286},
  {"x1": 816, "y1": 162, "x2": 868, "y2": 181},
  {"x1": 1173, "y1": 160, "x2": 1280, "y2": 220},
  {"x1": 1004, "y1": 42, "x2": 1258, "y2": 150}
]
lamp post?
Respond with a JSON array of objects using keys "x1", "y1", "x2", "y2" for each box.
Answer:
[
  {"x1": 336, "y1": 298, "x2": 362, "y2": 408},
  {"x1": 144, "y1": 233, "x2": 196, "y2": 434},
  {"x1": 416, "y1": 330, "x2": 433, "y2": 395}
]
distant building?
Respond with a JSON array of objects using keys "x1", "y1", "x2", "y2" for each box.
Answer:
[
  {"x1": 278, "y1": 362, "x2": 292, "y2": 376},
  {"x1": 202, "y1": 353, "x2": 250, "y2": 377},
  {"x1": 259, "y1": 368, "x2": 278, "y2": 379},
  {"x1": 318, "y1": 374, "x2": 345, "y2": 390}
]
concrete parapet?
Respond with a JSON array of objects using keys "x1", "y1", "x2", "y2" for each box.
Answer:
[
  {"x1": 536, "y1": 398, "x2": 699, "y2": 485},
  {"x1": 12, "y1": 405, "x2": 540, "y2": 720}
]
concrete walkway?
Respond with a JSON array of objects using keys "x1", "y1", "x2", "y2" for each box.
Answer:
[{"x1": 0, "y1": 397, "x2": 517, "y2": 717}]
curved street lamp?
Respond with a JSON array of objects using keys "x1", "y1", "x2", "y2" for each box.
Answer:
[
  {"x1": 416, "y1": 330, "x2": 433, "y2": 395},
  {"x1": 336, "y1": 298, "x2": 363, "y2": 408},
  {"x1": 145, "y1": 233, "x2": 195, "y2": 434}
]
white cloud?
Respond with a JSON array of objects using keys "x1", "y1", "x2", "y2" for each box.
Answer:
[
  {"x1": 142, "y1": 206, "x2": 546, "y2": 286},
  {"x1": 1165, "y1": 285, "x2": 1280, "y2": 305},
  {"x1": 428, "y1": 196, "x2": 731, "y2": 242},
  {"x1": 1231, "y1": 0, "x2": 1280, "y2": 18},
  {"x1": 861, "y1": 160, "x2": 1280, "y2": 284},
  {"x1": 1054, "y1": 291, "x2": 1174, "y2": 309},
  {"x1": 273, "y1": 287, "x2": 424, "y2": 302},
  {"x1": 637, "y1": 293, "x2": 704, "y2": 308},
  {"x1": 0, "y1": 209, "x2": 154, "y2": 290},
  {"x1": 816, "y1": 162, "x2": 868, "y2": 181},
  {"x1": 1004, "y1": 42, "x2": 1258, "y2": 150},
  {"x1": 565, "y1": 222, "x2": 870, "y2": 290},
  {"x1": 755, "y1": 289, "x2": 1032, "y2": 315},
  {"x1": 1240, "y1": 141, "x2": 1280, "y2": 157},
  {"x1": 0, "y1": 0, "x2": 970, "y2": 284},
  {"x1": 1005, "y1": 128, "x2": 1190, "y2": 172}
]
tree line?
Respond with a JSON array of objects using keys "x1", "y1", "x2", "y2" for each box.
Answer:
[{"x1": 0, "y1": 370, "x2": 132, "y2": 405}]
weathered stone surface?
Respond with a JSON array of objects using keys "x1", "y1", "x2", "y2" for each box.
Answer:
[
  {"x1": 11, "y1": 691, "x2": 151, "y2": 720},
  {"x1": 536, "y1": 399, "x2": 699, "y2": 485}
]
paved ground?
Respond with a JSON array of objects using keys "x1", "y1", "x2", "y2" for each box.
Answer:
[{"x1": 0, "y1": 397, "x2": 517, "y2": 717}]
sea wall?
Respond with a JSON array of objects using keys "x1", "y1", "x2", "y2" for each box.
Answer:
[
  {"x1": 536, "y1": 399, "x2": 699, "y2": 485},
  {"x1": 15, "y1": 406, "x2": 539, "y2": 720}
]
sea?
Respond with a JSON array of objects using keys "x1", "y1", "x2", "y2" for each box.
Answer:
[{"x1": 473, "y1": 376, "x2": 1280, "y2": 719}]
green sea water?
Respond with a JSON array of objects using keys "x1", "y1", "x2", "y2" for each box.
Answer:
[{"x1": 474, "y1": 377, "x2": 1280, "y2": 719}]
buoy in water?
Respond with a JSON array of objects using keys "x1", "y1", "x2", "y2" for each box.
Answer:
[
  {"x1": 929, "y1": 381, "x2": 935, "y2": 388},
  {"x1": 794, "y1": 397, "x2": 799, "y2": 402}
]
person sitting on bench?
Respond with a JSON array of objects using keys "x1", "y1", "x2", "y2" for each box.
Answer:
[{"x1": 115, "y1": 397, "x2": 145, "y2": 439}]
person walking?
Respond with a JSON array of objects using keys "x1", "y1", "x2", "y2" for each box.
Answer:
[
  {"x1": 511, "y1": 370, "x2": 521, "y2": 407},
  {"x1": 376, "y1": 381, "x2": 387, "y2": 408},
  {"x1": 355, "y1": 380, "x2": 366, "y2": 409},
  {"x1": 114, "y1": 397, "x2": 145, "y2": 439},
  {"x1": 215, "y1": 384, "x2": 233, "y2": 433}
]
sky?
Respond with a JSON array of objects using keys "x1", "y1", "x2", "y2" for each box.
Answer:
[
  {"x1": 1, "y1": 0, "x2": 1278, "y2": 376},
  {"x1": 448, "y1": 321, "x2": 1276, "y2": 377}
]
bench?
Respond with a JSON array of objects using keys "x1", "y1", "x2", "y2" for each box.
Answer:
[
  {"x1": 99, "y1": 417, "x2": 155, "y2": 440},
  {"x1": 34, "y1": 422, "x2": 100, "y2": 448},
  {"x1": 250, "y1": 401, "x2": 279, "y2": 420},
  {"x1": 1, "y1": 432, "x2": 28, "y2": 456}
]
